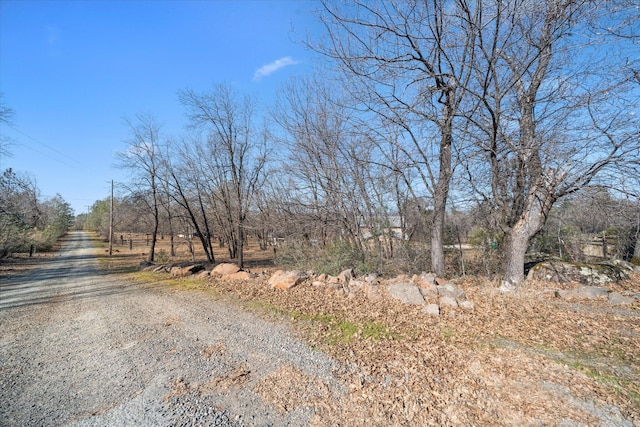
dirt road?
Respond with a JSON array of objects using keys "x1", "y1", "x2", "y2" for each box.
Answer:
[{"x1": 0, "y1": 231, "x2": 342, "y2": 426}]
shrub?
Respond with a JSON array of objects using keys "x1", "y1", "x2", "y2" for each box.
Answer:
[{"x1": 155, "y1": 249, "x2": 170, "y2": 263}]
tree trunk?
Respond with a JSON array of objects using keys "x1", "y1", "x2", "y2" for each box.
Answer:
[
  {"x1": 501, "y1": 185, "x2": 555, "y2": 290},
  {"x1": 237, "y1": 225, "x2": 244, "y2": 269},
  {"x1": 431, "y1": 210, "x2": 446, "y2": 277},
  {"x1": 430, "y1": 115, "x2": 453, "y2": 277},
  {"x1": 501, "y1": 221, "x2": 532, "y2": 289},
  {"x1": 148, "y1": 185, "x2": 159, "y2": 263}
]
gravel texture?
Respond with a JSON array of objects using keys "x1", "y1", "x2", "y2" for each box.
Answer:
[{"x1": 0, "y1": 231, "x2": 343, "y2": 426}]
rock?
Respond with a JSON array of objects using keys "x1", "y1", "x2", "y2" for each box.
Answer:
[
  {"x1": 337, "y1": 268, "x2": 354, "y2": 283},
  {"x1": 388, "y1": 283, "x2": 425, "y2": 305},
  {"x1": 388, "y1": 275, "x2": 409, "y2": 284},
  {"x1": 419, "y1": 284, "x2": 438, "y2": 300},
  {"x1": 327, "y1": 275, "x2": 340, "y2": 284},
  {"x1": 195, "y1": 270, "x2": 210, "y2": 279},
  {"x1": 435, "y1": 277, "x2": 448, "y2": 286},
  {"x1": 459, "y1": 300, "x2": 475, "y2": 310},
  {"x1": 422, "y1": 304, "x2": 440, "y2": 316},
  {"x1": 439, "y1": 296, "x2": 458, "y2": 308},
  {"x1": 436, "y1": 283, "x2": 466, "y2": 299},
  {"x1": 556, "y1": 286, "x2": 610, "y2": 300},
  {"x1": 269, "y1": 270, "x2": 307, "y2": 290},
  {"x1": 316, "y1": 273, "x2": 327, "y2": 282},
  {"x1": 365, "y1": 282, "x2": 382, "y2": 301},
  {"x1": 311, "y1": 281, "x2": 325, "y2": 287},
  {"x1": 220, "y1": 271, "x2": 255, "y2": 281},
  {"x1": 415, "y1": 273, "x2": 437, "y2": 289},
  {"x1": 421, "y1": 272, "x2": 437, "y2": 285},
  {"x1": 211, "y1": 263, "x2": 240, "y2": 276},
  {"x1": 527, "y1": 260, "x2": 629, "y2": 285},
  {"x1": 365, "y1": 273, "x2": 379, "y2": 284},
  {"x1": 153, "y1": 265, "x2": 167, "y2": 273},
  {"x1": 349, "y1": 280, "x2": 366, "y2": 292},
  {"x1": 172, "y1": 264, "x2": 204, "y2": 277},
  {"x1": 607, "y1": 292, "x2": 636, "y2": 305},
  {"x1": 609, "y1": 259, "x2": 640, "y2": 274}
]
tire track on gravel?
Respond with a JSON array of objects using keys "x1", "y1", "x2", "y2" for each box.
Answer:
[{"x1": 0, "y1": 231, "x2": 344, "y2": 426}]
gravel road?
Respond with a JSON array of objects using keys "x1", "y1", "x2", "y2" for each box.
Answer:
[{"x1": 0, "y1": 231, "x2": 343, "y2": 426}]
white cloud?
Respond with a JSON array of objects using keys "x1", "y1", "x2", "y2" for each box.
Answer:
[{"x1": 253, "y1": 56, "x2": 300, "y2": 81}]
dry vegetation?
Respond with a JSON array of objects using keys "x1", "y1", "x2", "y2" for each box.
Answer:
[{"x1": 5, "y1": 233, "x2": 639, "y2": 425}]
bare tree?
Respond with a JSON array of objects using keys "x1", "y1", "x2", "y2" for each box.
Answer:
[
  {"x1": 160, "y1": 139, "x2": 216, "y2": 263},
  {"x1": 316, "y1": 0, "x2": 478, "y2": 276},
  {"x1": 0, "y1": 93, "x2": 15, "y2": 160},
  {"x1": 179, "y1": 83, "x2": 268, "y2": 269},
  {"x1": 464, "y1": 0, "x2": 639, "y2": 288},
  {"x1": 117, "y1": 114, "x2": 163, "y2": 263},
  {"x1": 274, "y1": 76, "x2": 366, "y2": 248}
]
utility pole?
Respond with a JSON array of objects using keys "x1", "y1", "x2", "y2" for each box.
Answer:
[{"x1": 109, "y1": 179, "x2": 114, "y2": 256}]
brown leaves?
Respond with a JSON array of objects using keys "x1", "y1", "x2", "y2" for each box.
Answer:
[
  {"x1": 255, "y1": 365, "x2": 331, "y2": 414},
  {"x1": 203, "y1": 271, "x2": 640, "y2": 425}
]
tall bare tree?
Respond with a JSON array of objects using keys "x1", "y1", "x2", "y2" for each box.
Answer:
[
  {"x1": 464, "y1": 0, "x2": 639, "y2": 288},
  {"x1": 118, "y1": 114, "x2": 163, "y2": 263},
  {"x1": 179, "y1": 83, "x2": 268, "y2": 269},
  {"x1": 317, "y1": 0, "x2": 478, "y2": 276},
  {"x1": 160, "y1": 138, "x2": 216, "y2": 263},
  {"x1": 274, "y1": 77, "x2": 362, "y2": 247}
]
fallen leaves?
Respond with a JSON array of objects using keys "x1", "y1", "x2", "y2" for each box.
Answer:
[{"x1": 205, "y1": 271, "x2": 640, "y2": 425}]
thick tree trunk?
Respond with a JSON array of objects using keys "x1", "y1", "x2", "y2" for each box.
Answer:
[
  {"x1": 501, "y1": 185, "x2": 554, "y2": 290},
  {"x1": 501, "y1": 221, "x2": 533, "y2": 289}
]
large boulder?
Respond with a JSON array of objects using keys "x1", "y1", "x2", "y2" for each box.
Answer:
[
  {"x1": 387, "y1": 282, "x2": 425, "y2": 305},
  {"x1": 436, "y1": 282, "x2": 466, "y2": 299},
  {"x1": 269, "y1": 270, "x2": 307, "y2": 290},
  {"x1": 171, "y1": 264, "x2": 205, "y2": 277},
  {"x1": 527, "y1": 260, "x2": 630, "y2": 285},
  {"x1": 211, "y1": 263, "x2": 241, "y2": 276}
]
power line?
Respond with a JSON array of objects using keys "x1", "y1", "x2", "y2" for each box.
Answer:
[{"x1": 5, "y1": 124, "x2": 86, "y2": 168}]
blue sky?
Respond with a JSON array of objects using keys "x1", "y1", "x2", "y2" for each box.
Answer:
[{"x1": 0, "y1": 0, "x2": 321, "y2": 214}]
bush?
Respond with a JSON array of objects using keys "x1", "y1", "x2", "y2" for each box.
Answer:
[
  {"x1": 155, "y1": 249, "x2": 170, "y2": 263},
  {"x1": 313, "y1": 241, "x2": 369, "y2": 276},
  {"x1": 275, "y1": 239, "x2": 436, "y2": 277}
]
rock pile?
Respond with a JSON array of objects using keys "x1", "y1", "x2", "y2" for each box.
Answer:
[
  {"x1": 527, "y1": 260, "x2": 638, "y2": 285},
  {"x1": 384, "y1": 273, "x2": 474, "y2": 316},
  {"x1": 138, "y1": 261, "x2": 474, "y2": 315},
  {"x1": 140, "y1": 259, "x2": 639, "y2": 310}
]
